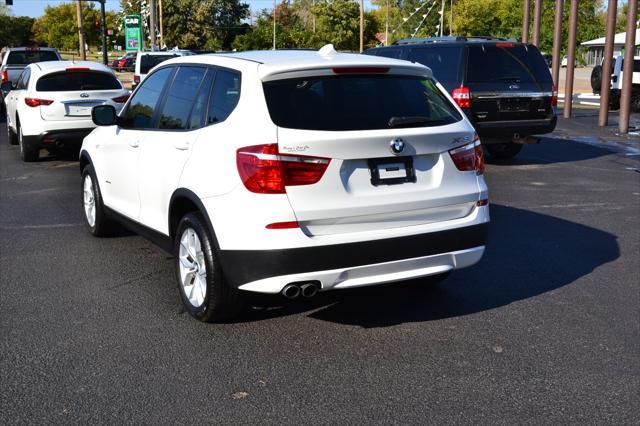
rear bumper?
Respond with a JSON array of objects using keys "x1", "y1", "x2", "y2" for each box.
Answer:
[
  {"x1": 22, "y1": 128, "x2": 94, "y2": 150},
  {"x1": 472, "y1": 115, "x2": 557, "y2": 138},
  {"x1": 218, "y1": 222, "x2": 489, "y2": 292}
]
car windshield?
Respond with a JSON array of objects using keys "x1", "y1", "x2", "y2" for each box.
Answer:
[
  {"x1": 263, "y1": 75, "x2": 462, "y2": 131},
  {"x1": 36, "y1": 71, "x2": 121, "y2": 91},
  {"x1": 467, "y1": 44, "x2": 552, "y2": 83},
  {"x1": 6, "y1": 50, "x2": 59, "y2": 65},
  {"x1": 140, "y1": 54, "x2": 179, "y2": 74}
]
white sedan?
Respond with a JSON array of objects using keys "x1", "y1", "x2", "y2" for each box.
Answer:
[{"x1": 2, "y1": 60, "x2": 130, "y2": 162}]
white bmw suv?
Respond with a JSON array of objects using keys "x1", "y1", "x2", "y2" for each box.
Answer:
[
  {"x1": 2, "y1": 61, "x2": 130, "y2": 161},
  {"x1": 80, "y1": 45, "x2": 489, "y2": 322}
]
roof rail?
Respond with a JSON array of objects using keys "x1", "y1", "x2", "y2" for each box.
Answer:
[{"x1": 392, "y1": 36, "x2": 520, "y2": 45}]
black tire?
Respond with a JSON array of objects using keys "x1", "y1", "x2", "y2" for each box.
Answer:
[
  {"x1": 17, "y1": 119, "x2": 38, "y2": 162},
  {"x1": 6, "y1": 115, "x2": 17, "y2": 145},
  {"x1": 590, "y1": 65, "x2": 603, "y2": 93},
  {"x1": 81, "y1": 164, "x2": 114, "y2": 237},
  {"x1": 485, "y1": 142, "x2": 523, "y2": 160},
  {"x1": 174, "y1": 212, "x2": 244, "y2": 322}
]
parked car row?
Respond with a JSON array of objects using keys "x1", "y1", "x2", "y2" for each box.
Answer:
[{"x1": 4, "y1": 38, "x2": 558, "y2": 322}]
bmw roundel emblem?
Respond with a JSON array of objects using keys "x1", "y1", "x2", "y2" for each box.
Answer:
[{"x1": 390, "y1": 138, "x2": 405, "y2": 155}]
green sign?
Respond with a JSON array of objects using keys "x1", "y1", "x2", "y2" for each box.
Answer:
[{"x1": 125, "y1": 14, "x2": 142, "y2": 51}]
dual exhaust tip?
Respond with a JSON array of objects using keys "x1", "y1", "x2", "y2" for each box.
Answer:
[{"x1": 281, "y1": 281, "x2": 320, "y2": 299}]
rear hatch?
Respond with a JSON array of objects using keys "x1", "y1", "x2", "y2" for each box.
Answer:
[
  {"x1": 465, "y1": 44, "x2": 554, "y2": 122},
  {"x1": 36, "y1": 70, "x2": 125, "y2": 121},
  {"x1": 4, "y1": 49, "x2": 60, "y2": 84},
  {"x1": 139, "y1": 53, "x2": 180, "y2": 76},
  {"x1": 261, "y1": 70, "x2": 482, "y2": 236}
]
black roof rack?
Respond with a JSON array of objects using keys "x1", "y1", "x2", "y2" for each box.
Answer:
[{"x1": 392, "y1": 36, "x2": 519, "y2": 45}]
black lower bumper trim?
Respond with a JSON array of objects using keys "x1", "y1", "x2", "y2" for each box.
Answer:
[
  {"x1": 22, "y1": 128, "x2": 94, "y2": 150},
  {"x1": 474, "y1": 116, "x2": 557, "y2": 138},
  {"x1": 218, "y1": 223, "x2": 489, "y2": 287}
]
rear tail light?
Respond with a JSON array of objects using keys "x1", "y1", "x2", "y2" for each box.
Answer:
[
  {"x1": 133, "y1": 75, "x2": 140, "y2": 84},
  {"x1": 236, "y1": 144, "x2": 330, "y2": 194},
  {"x1": 448, "y1": 135, "x2": 484, "y2": 175},
  {"x1": 551, "y1": 84, "x2": 558, "y2": 107},
  {"x1": 24, "y1": 98, "x2": 53, "y2": 107},
  {"x1": 452, "y1": 86, "x2": 471, "y2": 109},
  {"x1": 112, "y1": 94, "x2": 130, "y2": 103},
  {"x1": 1, "y1": 70, "x2": 8, "y2": 83}
]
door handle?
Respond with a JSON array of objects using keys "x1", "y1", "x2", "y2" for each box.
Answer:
[
  {"x1": 174, "y1": 141, "x2": 191, "y2": 151},
  {"x1": 128, "y1": 140, "x2": 139, "y2": 148}
]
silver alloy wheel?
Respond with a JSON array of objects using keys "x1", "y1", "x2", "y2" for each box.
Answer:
[
  {"x1": 83, "y1": 174, "x2": 96, "y2": 227},
  {"x1": 178, "y1": 227, "x2": 207, "y2": 308}
]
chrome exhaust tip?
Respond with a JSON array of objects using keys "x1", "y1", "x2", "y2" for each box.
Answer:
[
  {"x1": 300, "y1": 282, "x2": 319, "y2": 298},
  {"x1": 282, "y1": 284, "x2": 301, "y2": 299}
]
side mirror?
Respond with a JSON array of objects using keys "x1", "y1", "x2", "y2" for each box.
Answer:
[
  {"x1": 1, "y1": 81, "x2": 13, "y2": 92},
  {"x1": 92, "y1": 104, "x2": 118, "y2": 126}
]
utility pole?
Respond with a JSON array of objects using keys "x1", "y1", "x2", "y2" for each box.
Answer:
[
  {"x1": 563, "y1": 0, "x2": 579, "y2": 119},
  {"x1": 149, "y1": 0, "x2": 157, "y2": 51},
  {"x1": 522, "y1": 0, "x2": 530, "y2": 43},
  {"x1": 598, "y1": 0, "x2": 617, "y2": 126},
  {"x1": 360, "y1": 0, "x2": 364, "y2": 52},
  {"x1": 619, "y1": 0, "x2": 638, "y2": 133},
  {"x1": 159, "y1": 0, "x2": 164, "y2": 48},
  {"x1": 273, "y1": 0, "x2": 276, "y2": 50},
  {"x1": 99, "y1": 0, "x2": 107, "y2": 65},
  {"x1": 532, "y1": 0, "x2": 542, "y2": 47},
  {"x1": 551, "y1": 0, "x2": 564, "y2": 88},
  {"x1": 439, "y1": 0, "x2": 444, "y2": 37},
  {"x1": 76, "y1": 0, "x2": 86, "y2": 60},
  {"x1": 449, "y1": 0, "x2": 453, "y2": 35},
  {"x1": 385, "y1": 0, "x2": 389, "y2": 46}
]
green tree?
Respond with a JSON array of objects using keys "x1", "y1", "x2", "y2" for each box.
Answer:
[
  {"x1": 32, "y1": 3, "x2": 102, "y2": 51},
  {"x1": 161, "y1": 0, "x2": 249, "y2": 50},
  {"x1": 0, "y1": 15, "x2": 35, "y2": 47}
]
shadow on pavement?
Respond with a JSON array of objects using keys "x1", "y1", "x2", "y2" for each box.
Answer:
[
  {"x1": 484, "y1": 137, "x2": 615, "y2": 166},
  {"x1": 242, "y1": 204, "x2": 619, "y2": 327}
]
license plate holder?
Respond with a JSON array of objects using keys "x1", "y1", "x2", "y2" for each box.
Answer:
[
  {"x1": 368, "y1": 157, "x2": 416, "y2": 186},
  {"x1": 499, "y1": 98, "x2": 530, "y2": 112},
  {"x1": 66, "y1": 103, "x2": 97, "y2": 117}
]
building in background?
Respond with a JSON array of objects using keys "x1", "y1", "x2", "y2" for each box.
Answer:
[{"x1": 581, "y1": 29, "x2": 640, "y2": 66}]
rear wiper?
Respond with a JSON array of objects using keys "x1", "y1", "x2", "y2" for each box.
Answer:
[{"x1": 388, "y1": 116, "x2": 431, "y2": 128}]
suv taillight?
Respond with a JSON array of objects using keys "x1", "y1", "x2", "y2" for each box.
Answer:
[
  {"x1": 452, "y1": 86, "x2": 471, "y2": 109},
  {"x1": 24, "y1": 98, "x2": 53, "y2": 107},
  {"x1": 1, "y1": 70, "x2": 8, "y2": 83},
  {"x1": 236, "y1": 144, "x2": 330, "y2": 194},
  {"x1": 133, "y1": 75, "x2": 140, "y2": 83},
  {"x1": 551, "y1": 84, "x2": 558, "y2": 107},
  {"x1": 112, "y1": 94, "x2": 130, "y2": 103},
  {"x1": 448, "y1": 136, "x2": 484, "y2": 175}
]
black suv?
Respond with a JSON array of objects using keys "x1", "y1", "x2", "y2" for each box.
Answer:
[{"x1": 365, "y1": 36, "x2": 557, "y2": 159}]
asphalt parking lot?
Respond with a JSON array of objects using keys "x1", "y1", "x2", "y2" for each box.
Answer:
[{"x1": 0, "y1": 119, "x2": 639, "y2": 423}]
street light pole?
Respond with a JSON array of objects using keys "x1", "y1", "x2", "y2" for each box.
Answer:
[
  {"x1": 76, "y1": 0, "x2": 86, "y2": 60},
  {"x1": 273, "y1": 0, "x2": 276, "y2": 50},
  {"x1": 360, "y1": 0, "x2": 364, "y2": 52},
  {"x1": 99, "y1": 0, "x2": 107, "y2": 65},
  {"x1": 149, "y1": 0, "x2": 157, "y2": 50}
]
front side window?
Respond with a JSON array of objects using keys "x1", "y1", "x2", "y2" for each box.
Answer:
[
  {"x1": 158, "y1": 66, "x2": 208, "y2": 130},
  {"x1": 123, "y1": 67, "x2": 173, "y2": 129},
  {"x1": 207, "y1": 70, "x2": 241, "y2": 125},
  {"x1": 263, "y1": 75, "x2": 462, "y2": 131}
]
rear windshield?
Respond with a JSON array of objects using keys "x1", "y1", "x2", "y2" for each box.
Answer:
[
  {"x1": 467, "y1": 44, "x2": 552, "y2": 83},
  {"x1": 408, "y1": 46, "x2": 463, "y2": 92},
  {"x1": 6, "y1": 50, "x2": 59, "y2": 65},
  {"x1": 36, "y1": 71, "x2": 121, "y2": 91},
  {"x1": 263, "y1": 75, "x2": 462, "y2": 131},
  {"x1": 140, "y1": 54, "x2": 179, "y2": 74}
]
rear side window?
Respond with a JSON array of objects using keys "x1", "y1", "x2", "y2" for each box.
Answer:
[
  {"x1": 140, "y1": 54, "x2": 179, "y2": 74},
  {"x1": 123, "y1": 67, "x2": 173, "y2": 129},
  {"x1": 467, "y1": 45, "x2": 552, "y2": 83},
  {"x1": 158, "y1": 66, "x2": 208, "y2": 130},
  {"x1": 207, "y1": 70, "x2": 241, "y2": 125},
  {"x1": 408, "y1": 47, "x2": 463, "y2": 92},
  {"x1": 263, "y1": 75, "x2": 462, "y2": 131},
  {"x1": 36, "y1": 71, "x2": 121, "y2": 91},
  {"x1": 6, "y1": 50, "x2": 59, "y2": 65},
  {"x1": 620, "y1": 59, "x2": 640, "y2": 73}
]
